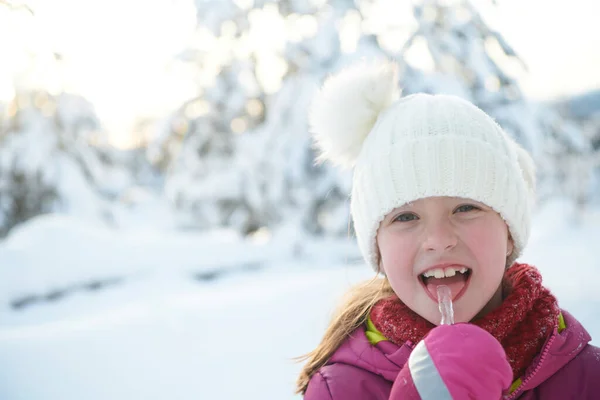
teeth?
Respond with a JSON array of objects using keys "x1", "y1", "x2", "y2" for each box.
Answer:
[
  {"x1": 423, "y1": 268, "x2": 442, "y2": 278},
  {"x1": 421, "y1": 267, "x2": 470, "y2": 279}
]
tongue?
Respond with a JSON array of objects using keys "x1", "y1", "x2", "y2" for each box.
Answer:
[{"x1": 426, "y1": 274, "x2": 467, "y2": 300}]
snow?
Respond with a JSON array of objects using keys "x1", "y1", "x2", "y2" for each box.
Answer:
[
  {"x1": 0, "y1": 214, "x2": 272, "y2": 314},
  {"x1": 0, "y1": 198, "x2": 598, "y2": 400}
]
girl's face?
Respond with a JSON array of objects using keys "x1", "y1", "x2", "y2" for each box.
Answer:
[{"x1": 376, "y1": 196, "x2": 513, "y2": 325}]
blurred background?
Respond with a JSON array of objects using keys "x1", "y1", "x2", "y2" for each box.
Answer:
[{"x1": 0, "y1": 0, "x2": 599, "y2": 399}]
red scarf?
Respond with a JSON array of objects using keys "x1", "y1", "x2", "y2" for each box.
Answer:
[{"x1": 370, "y1": 263, "x2": 560, "y2": 380}]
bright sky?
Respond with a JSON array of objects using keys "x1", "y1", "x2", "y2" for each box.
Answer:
[
  {"x1": 0, "y1": 0, "x2": 598, "y2": 148},
  {"x1": 0, "y1": 0, "x2": 198, "y2": 147},
  {"x1": 475, "y1": 0, "x2": 600, "y2": 100}
]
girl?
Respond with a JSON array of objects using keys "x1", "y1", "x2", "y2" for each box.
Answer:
[{"x1": 296, "y1": 62, "x2": 600, "y2": 399}]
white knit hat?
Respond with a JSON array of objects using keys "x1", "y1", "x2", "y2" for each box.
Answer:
[{"x1": 309, "y1": 62, "x2": 536, "y2": 271}]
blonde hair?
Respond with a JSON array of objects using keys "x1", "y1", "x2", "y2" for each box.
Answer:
[{"x1": 295, "y1": 276, "x2": 394, "y2": 394}]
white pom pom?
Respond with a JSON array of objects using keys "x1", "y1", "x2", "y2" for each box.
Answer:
[{"x1": 309, "y1": 61, "x2": 400, "y2": 168}]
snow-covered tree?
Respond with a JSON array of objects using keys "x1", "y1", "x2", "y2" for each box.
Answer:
[
  {"x1": 0, "y1": 90, "x2": 131, "y2": 236},
  {"x1": 536, "y1": 90, "x2": 600, "y2": 208},
  {"x1": 156, "y1": 0, "x2": 374, "y2": 236}
]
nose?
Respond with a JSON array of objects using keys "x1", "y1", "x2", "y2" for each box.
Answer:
[{"x1": 422, "y1": 218, "x2": 458, "y2": 252}]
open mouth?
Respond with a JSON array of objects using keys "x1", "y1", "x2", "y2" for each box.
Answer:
[{"x1": 419, "y1": 266, "x2": 472, "y2": 302}]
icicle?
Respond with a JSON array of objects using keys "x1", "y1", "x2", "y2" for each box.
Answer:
[{"x1": 437, "y1": 285, "x2": 454, "y2": 325}]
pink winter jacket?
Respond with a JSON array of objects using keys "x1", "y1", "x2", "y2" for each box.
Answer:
[{"x1": 304, "y1": 310, "x2": 600, "y2": 399}]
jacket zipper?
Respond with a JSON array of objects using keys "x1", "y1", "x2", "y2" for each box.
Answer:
[{"x1": 504, "y1": 332, "x2": 557, "y2": 400}]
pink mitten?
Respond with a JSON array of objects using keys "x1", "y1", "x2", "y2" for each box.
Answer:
[{"x1": 391, "y1": 324, "x2": 512, "y2": 399}]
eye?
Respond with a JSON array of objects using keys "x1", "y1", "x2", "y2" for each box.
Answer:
[
  {"x1": 394, "y1": 212, "x2": 418, "y2": 222},
  {"x1": 454, "y1": 204, "x2": 480, "y2": 213}
]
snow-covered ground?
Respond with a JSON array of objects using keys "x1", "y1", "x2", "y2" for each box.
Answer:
[{"x1": 0, "y1": 199, "x2": 598, "y2": 400}]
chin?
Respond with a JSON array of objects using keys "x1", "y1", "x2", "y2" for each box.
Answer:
[{"x1": 422, "y1": 309, "x2": 449, "y2": 326}]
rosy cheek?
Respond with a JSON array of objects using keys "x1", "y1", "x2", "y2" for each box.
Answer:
[
  {"x1": 462, "y1": 222, "x2": 506, "y2": 258},
  {"x1": 380, "y1": 232, "x2": 415, "y2": 272},
  {"x1": 466, "y1": 227, "x2": 487, "y2": 245}
]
